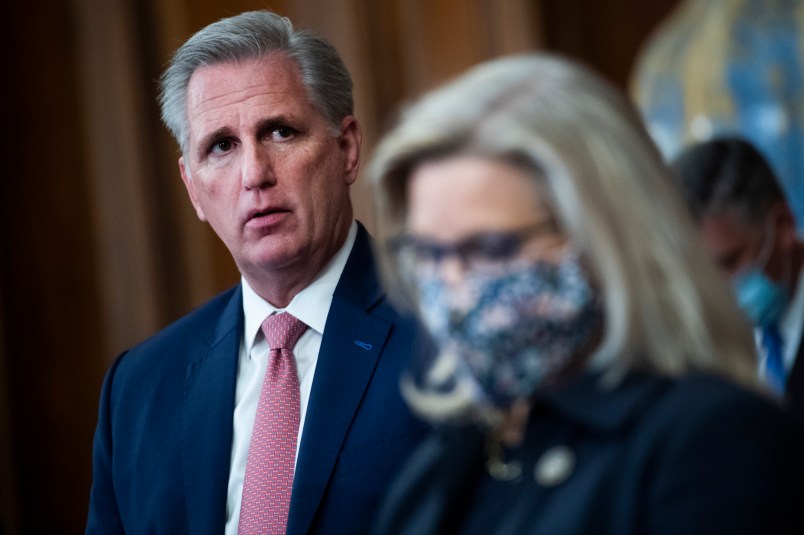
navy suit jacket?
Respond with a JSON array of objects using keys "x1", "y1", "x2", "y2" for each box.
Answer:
[
  {"x1": 86, "y1": 224, "x2": 431, "y2": 534},
  {"x1": 785, "y1": 332, "x2": 804, "y2": 420}
]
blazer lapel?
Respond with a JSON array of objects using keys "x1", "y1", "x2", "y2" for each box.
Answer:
[
  {"x1": 287, "y1": 224, "x2": 390, "y2": 535},
  {"x1": 183, "y1": 287, "x2": 243, "y2": 534}
]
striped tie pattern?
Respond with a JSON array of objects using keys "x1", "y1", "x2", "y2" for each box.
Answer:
[{"x1": 239, "y1": 312, "x2": 308, "y2": 534}]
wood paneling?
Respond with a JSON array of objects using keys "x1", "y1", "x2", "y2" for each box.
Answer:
[
  {"x1": 4, "y1": 1, "x2": 106, "y2": 532},
  {"x1": 538, "y1": 0, "x2": 680, "y2": 90}
]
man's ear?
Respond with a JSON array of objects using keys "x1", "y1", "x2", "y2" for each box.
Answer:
[
  {"x1": 339, "y1": 116, "x2": 362, "y2": 186},
  {"x1": 770, "y1": 200, "x2": 797, "y2": 250},
  {"x1": 179, "y1": 157, "x2": 207, "y2": 221}
]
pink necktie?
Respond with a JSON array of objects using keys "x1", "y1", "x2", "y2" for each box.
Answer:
[{"x1": 239, "y1": 312, "x2": 308, "y2": 535}]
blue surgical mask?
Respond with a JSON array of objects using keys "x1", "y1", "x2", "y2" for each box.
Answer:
[
  {"x1": 733, "y1": 270, "x2": 787, "y2": 327},
  {"x1": 732, "y1": 220, "x2": 789, "y2": 327}
]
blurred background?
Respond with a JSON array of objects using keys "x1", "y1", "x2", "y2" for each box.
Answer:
[{"x1": 2, "y1": 0, "x2": 801, "y2": 532}]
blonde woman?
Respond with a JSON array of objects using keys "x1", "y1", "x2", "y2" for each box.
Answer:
[{"x1": 368, "y1": 54, "x2": 803, "y2": 534}]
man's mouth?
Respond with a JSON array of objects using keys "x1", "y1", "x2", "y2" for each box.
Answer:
[{"x1": 246, "y1": 208, "x2": 289, "y2": 227}]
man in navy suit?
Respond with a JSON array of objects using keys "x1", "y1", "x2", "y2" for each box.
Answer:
[
  {"x1": 673, "y1": 136, "x2": 804, "y2": 419},
  {"x1": 86, "y1": 10, "x2": 430, "y2": 534}
]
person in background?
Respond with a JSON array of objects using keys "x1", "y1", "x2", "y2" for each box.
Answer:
[
  {"x1": 86, "y1": 10, "x2": 429, "y2": 534},
  {"x1": 672, "y1": 137, "x2": 804, "y2": 419},
  {"x1": 367, "y1": 53, "x2": 804, "y2": 534}
]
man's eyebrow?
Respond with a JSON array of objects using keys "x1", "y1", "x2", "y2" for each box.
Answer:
[
  {"x1": 196, "y1": 126, "x2": 233, "y2": 156},
  {"x1": 255, "y1": 114, "x2": 295, "y2": 133}
]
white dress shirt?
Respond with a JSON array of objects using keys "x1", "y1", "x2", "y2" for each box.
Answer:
[
  {"x1": 780, "y1": 267, "x2": 804, "y2": 372},
  {"x1": 225, "y1": 222, "x2": 357, "y2": 534}
]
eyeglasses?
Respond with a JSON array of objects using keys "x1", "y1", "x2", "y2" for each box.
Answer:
[{"x1": 388, "y1": 219, "x2": 557, "y2": 274}]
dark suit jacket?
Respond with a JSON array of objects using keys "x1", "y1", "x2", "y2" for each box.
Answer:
[
  {"x1": 785, "y1": 331, "x2": 804, "y2": 420},
  {"x1": 86, "y1": 224, "x2": 431, "y2": 534},
  {"x1": 373, "y1": 372, "x2": 804, "y2": 535}
]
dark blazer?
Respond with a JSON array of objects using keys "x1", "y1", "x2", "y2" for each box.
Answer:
[
  {"x1": 373, "y1": 372, "x2": 804, "y2": 535},
  {"x1": 86, "y1": 224, "x2": 431, "y2": 534},
  {"x1": 785, "y1": 332, "x2": 804, "y2": 420}
]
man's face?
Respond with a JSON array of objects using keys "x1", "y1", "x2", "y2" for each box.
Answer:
[
  {"x1": 699, "y1": 209, "x2": 785, "y2": 282},
  {"x1": 179, "y1": 54, "x2": 361, "y2": 294}
]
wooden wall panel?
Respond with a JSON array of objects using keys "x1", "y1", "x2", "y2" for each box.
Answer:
[
  {"x1": 0, "y1": 288, "x2": 16, "y2": 535},
  {"x1": 74, "y1": 0, "x2": 163, "y2": 352},
  {"x1": 538, "y1": 0, "x2": 680, "y2": 90},
  {"x1": 4, "y1": 1, "x2": 107, "y2": 532}
]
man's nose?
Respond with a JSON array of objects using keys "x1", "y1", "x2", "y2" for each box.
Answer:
[{"x1": 241, "y1": 143, "x2": 277, "y2": 190}]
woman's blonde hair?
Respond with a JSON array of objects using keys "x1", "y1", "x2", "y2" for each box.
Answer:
[{"x1": 368, "y1": 54, "x2": 758, "y2": 420}]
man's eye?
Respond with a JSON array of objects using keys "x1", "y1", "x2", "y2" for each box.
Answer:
[
  {"x1": 272, "y1": 126, "x2": 296, "y2": 139},
  {"x1": 719, "y1": 252, "x2": 741, "y2": 273},
  {"x1": 211, "y1": 139, "x2": 233, "y2": 154}
]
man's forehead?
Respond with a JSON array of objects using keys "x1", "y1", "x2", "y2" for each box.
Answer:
[
  {"x1": 700, "y1": 210, "x2": 760, "y2": 251},
  {"x1": 183, "y1": 55, "x2": 319, "y2": 144},
  {"x1": 186, "y1": 56, "x2": 302, "y2": 109},
  {"x1": 705, "y1": 206, "x2": 762, "y2": 230}
]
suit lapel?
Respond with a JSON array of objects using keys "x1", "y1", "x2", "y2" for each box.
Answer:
[
  {"x1": 183, "y1": 287, "x2": 242, "y2": 534},
  {"x1": 287, "y1": 224, "x2": 389, "y2": 535}
]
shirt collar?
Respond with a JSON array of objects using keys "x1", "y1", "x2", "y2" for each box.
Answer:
[
  {"x1": 781, "y1": 266, "x2": 804, "y2": 361},
  {"x1": 241, "y1": 221, "x2": 358, "y2": 355}
]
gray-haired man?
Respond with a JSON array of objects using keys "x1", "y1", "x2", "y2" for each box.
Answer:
[{"x1": 86, "y1": 10, "x2": 429, "y2": 534}]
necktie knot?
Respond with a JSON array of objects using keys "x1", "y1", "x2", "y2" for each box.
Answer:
[{"x1": 262, "y1": 312, "x2": 308, "y2": 351}]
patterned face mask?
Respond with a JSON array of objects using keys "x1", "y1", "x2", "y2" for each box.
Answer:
[{"x1": 414, "y1": 252, "x2": 603, "y2": 408}]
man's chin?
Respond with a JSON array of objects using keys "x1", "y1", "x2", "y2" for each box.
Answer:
[{"x1": 238, "y1": 246, "x2": 308, "y2": 275}]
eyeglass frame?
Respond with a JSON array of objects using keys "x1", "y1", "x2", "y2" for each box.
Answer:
[{"x1": 387, "y1": 218, "x2": 558, "y2": 274}]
